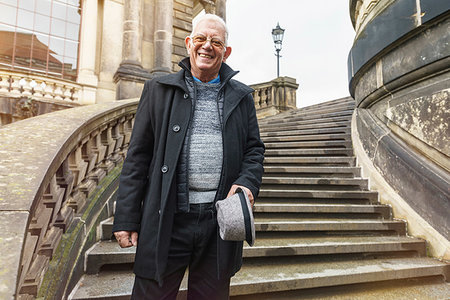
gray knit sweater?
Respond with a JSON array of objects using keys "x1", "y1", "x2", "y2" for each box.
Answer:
[{"x1": 185, "y1": 76, "x2": 224, "y2": 204}]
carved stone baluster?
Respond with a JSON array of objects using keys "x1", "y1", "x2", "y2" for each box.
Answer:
[
  {"x1": 72, "y1": 87, "x2": 80, "y2": 102},
  {"x1": 21, "y1": 78, "x2": 33, "y2": 96},
  {"x1": 260, "y1": 89, "x2": 267, "y2": 108},
  {"x1": 67, "y1": 145, "x2": 89, "y2": 211},
  {"x1": 85, "y1": 134, "x2": 106, "y2": 184},
  {"x1": 77, "y1": 142, "x2": 97, "y2": 199},
  {"x1": 42, "y1": 174, "x2": 65, "y2": 228},
  {"x1": 91, "y1": 130, "x2": 107, "y2": 164},
  {"x1": 118, "y1": 116, "x2": 133, "y2": 158},
  {"x1": 253, "y1": 90, "x2": 260, "y2": 109},
  {"x1": 17, "y1": 232, "x2": 38, "y2": 296},
  {"x1": 99, "y1": 125, "x2": 117, "y2": 173},
  {"x1": 109, "y1": 121, "x2": 124, "y2": 165},
  {"x1": 10, "y1": 75, "x2": 21, "y2": 95},
  {"x1": 0, "y1": 73, "x2": 10, "y2": 93},
  {"x1": 54, "y1": 161, "x2": 75, "y2": 231},
  {"x1": 32, "y1": 80, "x2": 44, "y2": 98},
  {"x1": 19, "y1": 195, "x2": 54, "y2": 295},
  {"x1": 53, "y1": 84, "x2": 64, "y2": 100},
  {"x1": 20, "y1": 254, "x2": 49, "y2": 296},
  {"x1": 63, "y1": 85, "x2": 73, "y2": 101},
  {"x1": 43, "y1": 82, "x2": 54, "y2": 100}
]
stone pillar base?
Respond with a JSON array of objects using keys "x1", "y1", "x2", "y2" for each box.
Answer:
[
  {"x1": 114, "y1": 61, "x2": 152, "y2": 100},
  {"x1": 151, "y1": 66, "x2": 171, "y2": 78},
  {"x1": 79, "y1": 86, "x2": 98, "y2": 104}
]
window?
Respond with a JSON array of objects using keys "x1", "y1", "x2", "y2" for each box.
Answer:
[{"x1": 0, "y1": 0, "x2": 81, "y2": 81}]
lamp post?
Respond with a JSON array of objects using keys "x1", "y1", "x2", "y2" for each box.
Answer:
[{"x1": 272, "y1": 22, "x2": 285, "y2": 78}]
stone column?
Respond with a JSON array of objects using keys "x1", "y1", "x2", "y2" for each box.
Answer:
[
  {"x1": 96, "y1": 0, "x2": 124, "y2": 103},
  {"x1": 77, "y1": 0, "x2": 99, "y2": 104},
  {"x1": 114, "y1": 0, "x2": 152, "y2": 99},
  {"x1": 151, "y1": 0, "x2": 173, "y2": 76},
  {"x1": 215, "y1": 0, "x2": 226, "y2": 21}
]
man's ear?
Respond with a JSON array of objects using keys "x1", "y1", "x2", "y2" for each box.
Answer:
[
  {"x1": 185, "y1": 36, "x2": 192, "y2": 55},
  {"x1": 222, "y1": 46, "x2": 232, "y2": 62}
]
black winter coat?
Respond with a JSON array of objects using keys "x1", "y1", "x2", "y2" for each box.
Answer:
[{"x1": 112, "y1": 59, "x2": 265, "y2": 283}]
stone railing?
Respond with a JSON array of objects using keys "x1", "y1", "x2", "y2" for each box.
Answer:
[
  {"x1": 0, "y1": 99, "x2": 139, "y2": 299},
  {"x1": 250, "y1": 76, "x2": 299, "y2": 118},
  {"x1": 0, "y1": 69, "x2": 82, "y2": 103}
]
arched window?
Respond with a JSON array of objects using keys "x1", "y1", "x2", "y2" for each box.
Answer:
[{"x1": 0, "y1": 0, "x2": 81, "y2": 81}]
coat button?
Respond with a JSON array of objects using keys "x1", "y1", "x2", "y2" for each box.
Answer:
[
  {"x1": 173, "y1": 125, "x2": 180, "y2": 132},
  {"x1": 161, "y1": 165, "x2": 168, "y2": 173},
  {"x1": 183, "y1": 93, "x2": 189, "y2": 99}
]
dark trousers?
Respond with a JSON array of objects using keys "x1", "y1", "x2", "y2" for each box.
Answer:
[{"x1": 131, "y1": 203, "x2": 230, "y2": 300}]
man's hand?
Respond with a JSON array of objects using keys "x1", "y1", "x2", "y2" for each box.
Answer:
[
  {"x1": 227, "y1": 184, "x2": 254, "y2": 208},
  {"x1": 114, "y1": 231, "x2": 138, "y2": 248}
]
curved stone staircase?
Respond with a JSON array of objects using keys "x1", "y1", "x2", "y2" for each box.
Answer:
[{"x1": 69, "y1": 97, "x2": 449, "y2": 299}]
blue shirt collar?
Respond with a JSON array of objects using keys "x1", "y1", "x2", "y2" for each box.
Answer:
[{"x1": 193, "y1": 75, "x2": 221, "y2": 84}]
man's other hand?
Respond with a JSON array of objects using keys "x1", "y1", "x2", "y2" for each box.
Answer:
[
  {"x1": 227, "y1": 184, "x2": 254, "y2": 208},
  {"x1": 114, "y1": 231, "x2": 138, "y2": 248}
]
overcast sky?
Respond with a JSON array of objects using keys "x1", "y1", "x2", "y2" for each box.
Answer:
[{"x1": 224, "y1": 1, "x2": 356, "y2": 107}]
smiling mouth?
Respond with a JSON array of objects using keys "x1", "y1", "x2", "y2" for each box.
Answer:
[{"x1": 199, "y1": 54, "x2": 213, "y2": 59}]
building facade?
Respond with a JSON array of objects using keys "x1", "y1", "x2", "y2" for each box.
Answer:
[{"x1": 0, "y1": 0, "x2": 226, "y2": 120}]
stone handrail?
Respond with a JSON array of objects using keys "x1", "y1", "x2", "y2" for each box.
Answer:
[
  {"x1": 250, "y1": 76, "x2": 299, "y2": 118},
  {"x1": 0, "y1": 99, "x2": 139, "y2": 299},
  {"x1": 0, "y1": 69, "x2": 81, "y2": 103}
]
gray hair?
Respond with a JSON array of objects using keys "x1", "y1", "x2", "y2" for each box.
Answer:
[{"x1": 191, "y1": 13, "x2": 229, "y2": 45}]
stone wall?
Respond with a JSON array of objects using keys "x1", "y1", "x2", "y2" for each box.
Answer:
[{"x1": 348, "y1": 0, "x2": 449, "y2": 258}]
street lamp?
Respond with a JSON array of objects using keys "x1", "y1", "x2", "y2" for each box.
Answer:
[{"x1": 272, "y1": 22, "x2": 285, "y2": 78}]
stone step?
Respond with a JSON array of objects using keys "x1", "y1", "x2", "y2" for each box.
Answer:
[
  {"x1": 230, "y1": 257, "x2": 449, "y2": 296},
  {"x1": 260, "y1": 126, "x2": 351, "y2": 137},
  {"x1": 259, "y1": 117, "x2": 351, "y2": 130},
  {"x1": 264, "y1": 156, "x2": 356, "y2": 166},
  {"x1": 262, "y1": 133, "x2": 351, "y2": 143},
  {"x1": 254, "y1": 203, "x2": 390, "y2": 218},
  {"x1": 100, "y1": 217, "x2": 114, "y2": 240},
  {"x1": 69, "y1": 257, "x2": 448, "y2": 299},
  {"x1": 261, "y1": 177, "x2": 369, "y2": 190},
  {"x1": 264, "y1": 148, "x2": 353, "y2": 157},
  {"x1": 263, "y1": 166, "x2": 361, "y2": 178},
  {"x1": 254, "y1": 219, "x2": 406, "y2": 235},
  {"x1": 83, "y1": 234, "x2": 424, "y2": 275},
  {"x1": 244, "y1": 235, "x2": 425, "y2": 257},
  {"x1": 84, "y1": 240, "x2": 135, "y2": 274},
  {"x1": 263, "y1": 103, "x2": 354, "y2": 121},
  {"x1": 260, "y1": 121, "x2": 350, "y2": 132},
  {"x1": 233, "y1": 276, "x2": 449, "y2": 300},
  {"x1": 259, "y1": 111, "x2": 353, "y2": 126},
  {"x1": 264, "y1": 140, "x2": 353, "y2": 149},
  {"x1": 258, "y1": 189, "x2": 378, "y2": 203}
]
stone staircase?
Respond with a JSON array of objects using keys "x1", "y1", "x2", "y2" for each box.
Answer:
[{"x1": 69, "y1": 97, "x2": 449, "y2": 299}]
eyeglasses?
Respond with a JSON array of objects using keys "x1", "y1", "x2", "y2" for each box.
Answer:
[{"x1": 190, "y1": 34, "x2": 226, "y2": 49}]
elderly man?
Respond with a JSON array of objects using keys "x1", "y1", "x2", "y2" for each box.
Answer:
[{"x1": 112, "y1": 14, "x2": 264, "y2": 299}]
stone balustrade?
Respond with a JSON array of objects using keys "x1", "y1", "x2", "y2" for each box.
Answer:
[
  {"x1": 0, "y1": 99, "x2": 139, "y2": 299},
  {"x1": 250, "y1": 76, "x2": 299, "y2": 118},
  {"x1": 0, "y1": 70, "x2": 81, "y2": 103}
]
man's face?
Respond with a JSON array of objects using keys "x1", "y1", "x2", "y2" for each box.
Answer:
[{"x1": 185, "y1": 19, "x2": 232, "y2": 81}]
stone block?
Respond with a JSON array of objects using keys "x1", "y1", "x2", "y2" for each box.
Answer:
[
  {"x1": 382, "y1": 18, "x2": 450, "y2": 84},
  {"x1": 0, "y1": 211, "x2": 29, "y2": 300},
  {"x1": 385, "y1": 90, "x2": 449, "y2": 156},
  {"x1": 174, "y1": 10, "x2": 192, "y2": 24}
]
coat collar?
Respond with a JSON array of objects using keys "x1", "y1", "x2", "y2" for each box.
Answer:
[
  {"x1": 156, "y1": 57, "x2": 254, "y2": 125},
  {"x1": 156, "y1": 57, "x2": 252, "y2": 93}
]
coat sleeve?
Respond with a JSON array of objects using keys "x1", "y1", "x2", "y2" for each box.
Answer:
[
  {"x1": 112, "y1": 81, "x2": 154, "y2": 233},
  {"x1": 233, "y1": 93, "x2": 265, "y2": 199}
]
